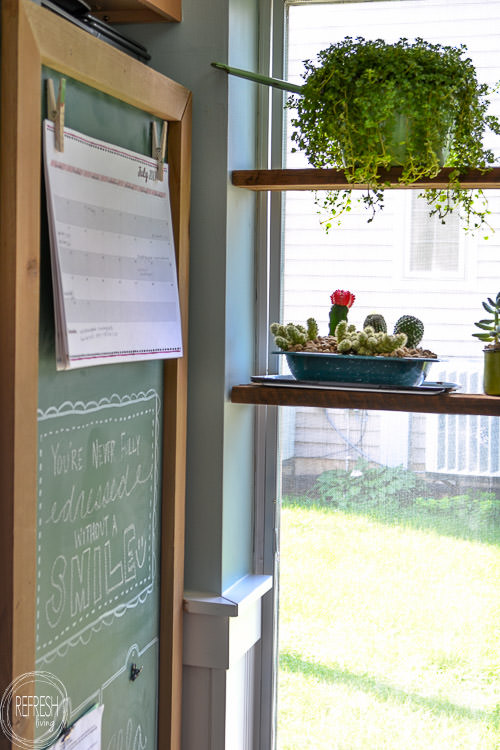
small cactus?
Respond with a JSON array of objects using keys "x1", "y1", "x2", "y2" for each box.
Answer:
[
  {"x1": 329, "y1": 290, "x2": 355, "y2": 335},
  {"x1": 274, "y1": 336, "x2": 290, "y2": 350},
  {"x1": 336, "y1": 321, "x2": 407, "y2": 355},
  {"x1": 394, "y1": 315, "x2": 424, "y2": 349},
  {"x1": 286, "y1": 323, "x2": 307, "y2": 346},
  {"x1": 307, "y1": 317, "x2": 319, "y2": 340},
  {"x1": 270, "y1": 319, "x2": 319, "y2": 351},
  {"x1": 363, "y1": 313, "x2": 387, "y2": 333}
]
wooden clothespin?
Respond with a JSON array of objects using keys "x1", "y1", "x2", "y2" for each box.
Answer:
[
  {"x1": 152, "y1": 121, "x2": 167, "y2": 181},
  {"x1": 47, "y1": 78, "x2": 66, "y2": 152}
]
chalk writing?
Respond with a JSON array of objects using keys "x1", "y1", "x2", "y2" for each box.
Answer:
[
  {"x1": 51, "y1": 440, "x2": 85, "y2": 475},
  {"x1": 106, "y1": 718, "x2": 147, "y2": 750},
  {"x1": 36, "y1": 392, "x2": 160, "y2": 663},
  {"x1": 46, "y1": 462, "x2": 153, "y2": 525},
  {"x1": 74, "y1": 516, "x2": 111, "y2": 548},
  {"x1": 92, "y1": 437, "x2": 116, "y2": 468}
]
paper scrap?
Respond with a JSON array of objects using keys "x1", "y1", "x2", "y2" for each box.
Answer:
[{"x1": 49, "y1": 704, "x2": 104, "y2": 750}]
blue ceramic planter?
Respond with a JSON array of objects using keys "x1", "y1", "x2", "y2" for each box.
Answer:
[{"x1": 282, "y1": 351, "x2": 437, "y2": 387}]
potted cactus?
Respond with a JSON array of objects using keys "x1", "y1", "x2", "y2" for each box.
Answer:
[
  {"x1": 270, "y1": 291, "x2": 437, "y2": 386},
  {"x1": 473, "y1": 292, "x2": 500, "y2": 395}
]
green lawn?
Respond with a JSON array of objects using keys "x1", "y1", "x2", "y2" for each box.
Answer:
[{"x1": 277, "y1": 502, "x2": 500, "y2": 750}]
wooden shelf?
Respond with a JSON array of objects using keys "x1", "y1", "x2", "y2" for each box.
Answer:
[
  {"x1": 231, "y1": 168, "x2": 500, "y2": 415},
  {"x1": 231, "y1": 384, "x2": 500, "y2": 416},
  {"x1": 90, "y1": 0, "x2": 181, "y2": 23},
  {"x1": 232, "y1": 167, "x2": 500, "y2": 191}
]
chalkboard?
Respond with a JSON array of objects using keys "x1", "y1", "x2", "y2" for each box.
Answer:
[
  {"x1": 36, "y1": 68, "x2": 165, "y2": 748},
  {"x1": 1, "y1": 5, "x2": 190, "y2": 746}
]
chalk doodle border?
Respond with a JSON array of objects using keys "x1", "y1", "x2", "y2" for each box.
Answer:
[{"x1": 36, "y1": 391, "x2": 160, "y2": 666}]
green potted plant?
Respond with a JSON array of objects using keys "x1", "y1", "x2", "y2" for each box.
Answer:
[
  {"x1": 213, "y1": 36, "x2": 500, "y2": 232},
  {"x1": 473, "y1": 292, "x2": 500, "y2": 395},
  {"x1": 270, "y1": 290, "x2": 437, "y2": 387}
]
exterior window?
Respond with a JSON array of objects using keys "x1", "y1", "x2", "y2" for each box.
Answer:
[
  {"x1": 265, "y1": 3, "x2": 500, "y2": 749},
  {"x1": 406, "y1": 193, "x2": 462, "y2": 276}
]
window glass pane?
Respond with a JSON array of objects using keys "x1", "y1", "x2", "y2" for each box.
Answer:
[
  {"x1": 278, "y1": 408, "x2": 500, "y2": 749},
  {"x1": 277, "y1": 2, "x2": 500, "y2": 749}
]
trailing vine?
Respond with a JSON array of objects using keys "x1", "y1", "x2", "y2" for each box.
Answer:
[{"x1": 287, "y1": 36, "x2": 500, "y2": 233}]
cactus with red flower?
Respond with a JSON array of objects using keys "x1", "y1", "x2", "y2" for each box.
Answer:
[
  {"x1": 269, "y1": 289, "x2": 435, "y2": 357},
  {"x1": 329, "y1": 289, "x2": 355, "y2": 335}
]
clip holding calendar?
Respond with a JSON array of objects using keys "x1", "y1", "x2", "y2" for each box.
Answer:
[
  {"x1": 47, "y1": 78, "x2": 66, "y2": 152},
  {"x1": 152, "y1": 120, "x2": 167, "y2": 181},
  {"x1": 49, "y1": 703, "x2": 103, "y2": 750},
  {"x1": 42, "y1": 121, "x2": 183, "y2": 369}
]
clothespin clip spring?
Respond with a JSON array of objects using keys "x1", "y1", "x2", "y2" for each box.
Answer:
[
  {"x1": 59, "y1": 723, "x2": 74, "y2": 743},
  {"x1": 130, "y1": 663, "x2": 143, "y2": 681}
]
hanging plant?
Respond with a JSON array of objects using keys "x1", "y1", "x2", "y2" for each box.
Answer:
[
  {"x1": 213, "y1": 36, "x2": 500, "y2": 233},
  {"x1": 287, "y1": 36, "x2": 500, "y2": 232}
]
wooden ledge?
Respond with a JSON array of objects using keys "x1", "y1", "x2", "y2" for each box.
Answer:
[
  {"x1": 231, "y1": 384, "x2": 500, "y2": 416},
  {"x1": 232, "y1": 167, "x2": 500, "y2": 191},
  {"x1": 90, "y1": 0, "x2": 181, "y2": 22}
]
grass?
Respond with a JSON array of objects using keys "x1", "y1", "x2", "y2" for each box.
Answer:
[{"x1": 277, "y1": 501, "x2": 500, "y2": 750}]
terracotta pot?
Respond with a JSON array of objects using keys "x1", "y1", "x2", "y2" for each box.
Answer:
[{"x1": 483, "y1": 348, "x2": 500, "y2": 395}]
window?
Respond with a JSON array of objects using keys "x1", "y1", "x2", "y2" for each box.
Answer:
[
  {"x1": 261, "y1": 3, "x2": 500, "y2": 749},
  {"x1": 407, "y1": 192, "x2": 462, "y2": 276},
  {"x1": 282, "y1": 0, "x2": 500, "y2": 362}
]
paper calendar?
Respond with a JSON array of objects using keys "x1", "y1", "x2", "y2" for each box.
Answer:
[{"x1": 43, "y1": 121, "x2": 183, "y2": 370}]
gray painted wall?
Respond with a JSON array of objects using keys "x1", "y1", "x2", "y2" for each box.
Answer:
[{"x1": 126, "y1": 0, "x2": 262, "y2": 593}]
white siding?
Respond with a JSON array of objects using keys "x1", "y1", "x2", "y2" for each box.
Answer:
[{"x1": 281, "y1": 0, "x2": 500, "y2": 482}]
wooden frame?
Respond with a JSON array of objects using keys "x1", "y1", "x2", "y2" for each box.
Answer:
[{"x1": 0, "y1": 1, "x2": 191, "y2": 747}]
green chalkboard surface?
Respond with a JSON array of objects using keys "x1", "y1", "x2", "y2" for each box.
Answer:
[{"x1": 37, "y1": 67, "x2": 165, "y2": 749}]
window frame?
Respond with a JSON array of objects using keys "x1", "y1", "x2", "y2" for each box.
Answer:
[{"x1": 258, "y1": 2, "x2": 500, "y2": 748}]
